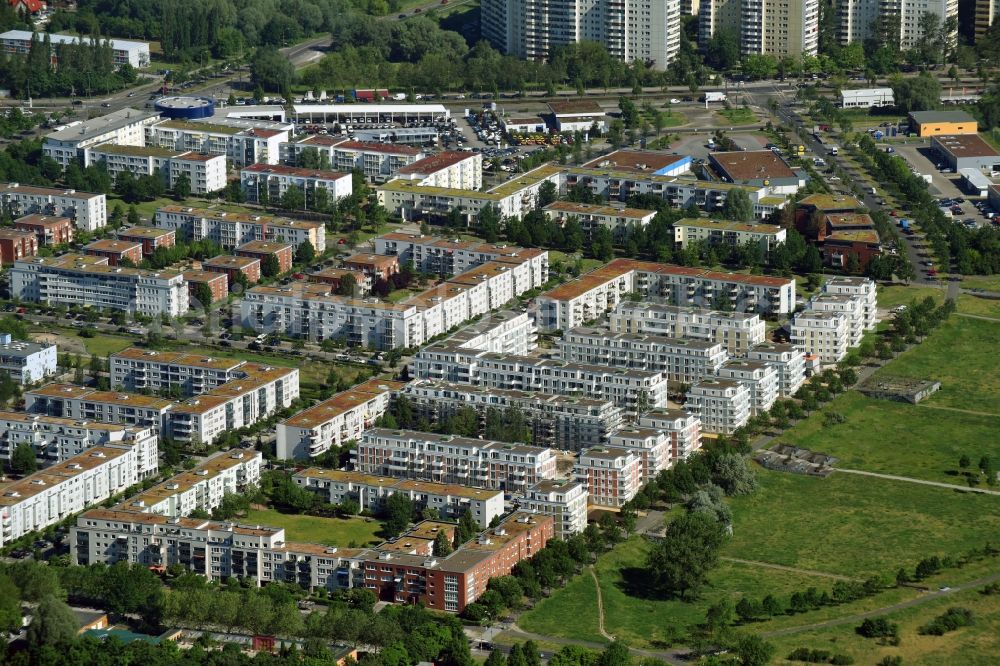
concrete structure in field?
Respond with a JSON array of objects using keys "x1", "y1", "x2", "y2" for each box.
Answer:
[
  {"x1": 673, "y1": 218, "x2": 786, "y2": 252},
  {"x1": 708, "y1": 150, "x2": 805, "y2": 194},
  {"x1": 839, "y1": 88, "x2": 895, "y2": 108},
  {"x1": 536, "y1": 258, "x2": 795, "y2": 332},
  {"x1": 240, "y1": 164, "x2": 353, "y2": 207},
  {"x1": 481, "y1": 0, "x2": 681, "y2": 70},
  {"x1": 401, "y1": 380, "x2": 623, "y2": 451},
  {"x1": 609, "y1": 301, "x2": 766, "y2": 356},
  {"x1": 117, "y1": 227, "x2": 176, "y2": 256},
  {"x1": 575, "y1": 446, "x2": 643, "y2": 507},
  {"x1": 0, "y1": 228, "x2": 36, "y2": 264},
  {"x1": 292, "y1": 468, "x2": 505, "y2": 527},
  {"x1": 790, "y1": 310, "x2": 850, "y2": 364},
  {"x1": 684, "y1": 378, "x2": 750, "y2": 434},
  {"x1": 354, "y1": 428, "x2": 557, "y2": 492},
  {"x1": 909, "y1": 110, "x2": 977, "y2": 137},
  {"x1": 10, "y1": 254, "x2": 188, "y2": 316},
  {"x1": 395, "y1": 151, "x2": 483, "y2": 190},
  {"x1": 543, "y1": 201, "x2": 657, "y2": 243},
  {"x1": 155, "y1": 206, "x2": 326, "y2": 253},
  {"x1": 0, "y1": 334, "x2": 56, "y2": 385},
  {"x1": 746, "y1": 342, "x2": 806, "y2": 397},
  {"x1": 0, "y1": 29, "x2": 150, "y2": 67},
  {"x1": 83, "y1": 239, "x2": 143, "y2": 267},
  {"x1": 279, "y1": 136, "x2": 425, "y2": 182},
  {"x1": 715, "y1": 360, "x2": 778, "y2": 415},
  {"x1": 931, "y1": 134, "x2": 1000, "y2": 172},
  {"x1": 0, "y1": 183, "x2": 107, "y2": 231},
  {"x1": 276, "y1": 378, "x2": 404, "y2": 459},
  {"x1": 523, "y1": 480, "x2": 588, "y2": 539},
  {"x1": 14, "y1": 214, "x2": 74, "y2": 247},
  {"x1": 42, "y1": 108, "x2": 160, "y2": 169}
]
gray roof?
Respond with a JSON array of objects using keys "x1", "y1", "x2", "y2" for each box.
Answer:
[
  {"x1": 45, "y1": 108, "x2": 156, "y2": 143},
  {"x1": 908, "y1": 110, "x2": 977, "y2": 124},
  {"x1": 0, "y1": 337, "x2": 55, "y2": 359}
]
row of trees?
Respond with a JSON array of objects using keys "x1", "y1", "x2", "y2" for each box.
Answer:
[{"x1": 377, "y1": 395, "x2": 535, "y2": 445}]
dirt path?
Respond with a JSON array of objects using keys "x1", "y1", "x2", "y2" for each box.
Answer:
[
  {"x1": 916, "y1": 403, "x2": 1000, "y2": 418},
  {"x1": 588, "y1": 567, "x2": 614, "y2": 641},
  {"x1": 836, "y1": 468, "x2": 1000, "y2": 496},
  {"x1": 721, "y1": 557, "x2": 863, "y2": 582}
]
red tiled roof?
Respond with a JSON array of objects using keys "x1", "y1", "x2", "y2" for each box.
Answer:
[{"x1": 397, "y1": 151, "x2": 474, "y2": 175}]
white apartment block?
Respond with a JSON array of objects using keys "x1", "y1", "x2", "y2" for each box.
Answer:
[
  {"x1": 558, "y1": 327, "x2": 728, "y2": 385},
  {"x1": 276, "y1": 378, "x2": 404, "y2": 459},
  {"x1": 790, "y1": 311, "x2": 850, "y2": 365},
  {"x1": 822, "y1": 276, "x2": 877, "y2": 331},
  {"x1": 116, "y1": 450, "x2": 262, "y2": 518},
  {"x1": 0, "y1": 445, "x2": 146, "y2": 547},
  {"x1": 0, "y1": 30, "x2": 150, "y2": 67},
  {"x1": 537, "y1": 258, "x2": 795, "y2": 332},
  {"x1": 0, "y1": 182, "x2": 107, "y2": 231},
  {"x1": 10, "y1": 254, "x2": 188, "y2": 316},
  {"x1": 808, "y1": 293, "x2": 865, "y2": 347},
  {"x1": 542, "y1": 201, "x2": 657, "y2": 243},
  {"x1": 86, "y1": 144, "x2": 227, "y2": 195},
  {"x1": 241, "y1": 164, "x2": 353, "y2": 207},
  {"x1": 42, "y1": 108, "x2": 160, "y2": 169},
  {"x1": 638, "y1": 407, "x2": 703, "y2": 461},
  {"x1": 279, "y1": 136, "x2": 425, "y2": 182},
  {"x1": 838, "y1": 0, "x2": 957, "y2": 49},
  {"x1": 26, "y1": 383, "x2": 175, "y2": 434},
  {"x1": 673, "y1": 218, "x2": 787, "y2": 252},
  {"x1": 610, "y1": 301, "x2": 766, "y2": 356},
  {"x1": 608, "y1": 427, "x2": 673, "y2": 481},
  {"x1": 575, "y1": 447, "x2": 643, "y2": 507},
  {"x1": 523, "y1": 480, "x2": 588, "y2": 539},
  {"x1": 746, "y1": 342, "x2": 806, "y2": 398},
  {"x1": 354, "y1": 428, "x2": 558, "y2": 492},
  {"x1": 0, "y1": 410, "x2": 157, "y2": 475},
  {"x1": 375, "y1": 233, "x2": 549, "y2": 283},
  {"x1": 402, "y1": 379, "x2": 623, "y2": 451},
  {"x1": 0, "y1": 335, "x2": 56, "y2": 385},
  {"x1": 154, "y1": 206, "x2": 326, "y2": 252},
  {"x1": 685, "y1": 378, "x2": 751, "y2": 434},
  {"x1": 481, "y1": 0, "x2": 681, "y2": 69},
  {"x1": 145, "y1": 119, "x2": 292, "y2": 168},
  {"x1": 293, "y1": 468, "x2": 504, "y2": 527},
  {"x1": 715, "y1": 360, "x2": 778, "y2": 416},
  {"x1": 698, "y1": 0, "x2": 818, "y2": 56},
  {"x1": 395, "y1": 152, "x2": 484, "y2": 190}
]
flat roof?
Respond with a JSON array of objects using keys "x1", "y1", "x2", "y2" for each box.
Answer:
[
  {"x1": 236, "y1": 240, "x2": 293, "y2": 254},
  {"x1": 675, "y1": 218, "x2": 784, "y2": 234},
  {"x1": 710, "y1": 150, "x2": 797, "y2": 181},
  {"x1": 825, "y1": 213, "x2": 873, "y2": 229},
  {"x1": 14, "y1": 253, "x2": 181, "y2": 279},
  {"x1": 932, "y1": 134, "x2": 1000, "y2": 159},
  {"x1": 281, "y1": 378, "x2": 405, "y2": 429},
  {"x1": 156, "y1": 119, "x2": 242, "y2": 136},
  {"x1": 543, "y1": 201, "x2": 655, "y2": 219},
  {"x1": 397, "y1": 151, "x2": 474, "y2": 175},
  {"x1": 118, "y1": 226, "x2": 174, "y2": 239},
  {"x1": 112, "y1": 347, "x2": 244, "y2": 371},
  {"x1": 292, "y1": 103, "x2": 449, "y2": 115},
  {"x1": 909, "y1": 110, "x2": 977, "y2": 124},
  {"x1": 182, "y1": 269, "x2": 227, "y2": 283},
  {"x1": 13, "y1": 214, "x2": 72, "y2": 227},
  {"x1": 797, "y1": 193, "x2": 862, "y2": 211},
  {"x1": 85, "y1": 239, "x2": 142, "y2": 253},
  {"x1": 25, "y1": 383, "x2": 173, "y2": 409},
  {"x1": 841, "y1": 87, "x2": 893, "y2": 97},
  {"x1": 547, "y1": 99, "x2": 604, "y2": 116},
  {"x1": 334, "y1": 140, "x2": 424, "y2": 155},
  {"x1": 344, "y1": 253, "x2": 400, "y2": 268},
  {"x1": 0, "y1": 183, "x2": 102, "y2": 200},
  {"x1": 0, "y1": 228, "x2": 34, "y2": 241},
  {"x1": 45, "y1": 108, "x2": 156, "y2": 142},
  {"x1": 295, "y1": 468, "x2": 502, "y2": 500},
  {"x1": 0, "y1": 30, "x2": 148, "y2": 50},
  {"x1": 581, "y1": 150, "x2": 689, "y2": 173},
  {"x1": 0, "y1": 446, "x2": 132, "y2": 506},
  {"x1": 90, "y1": 143, "x2": 180, "y2": 158},
  {"x1": 826, "y1": 229, "x2": 881, "y2": 244},
  {"x1": 242, "y1": 163, "x2": 350, "y2": 179},
  {"x1": 204, "y1": 254, "x2": 260, "y2": 269},
  {"x1": 120, "y1": 450, "x2": 258, "y2": 506}
]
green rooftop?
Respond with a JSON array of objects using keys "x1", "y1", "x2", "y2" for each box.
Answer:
[
  {"x1": 92, "y1": 144, "x2": 181, "y2": 158},
  {"x1": 158, "y1": 120, "x2": 242, "y2": 135}
]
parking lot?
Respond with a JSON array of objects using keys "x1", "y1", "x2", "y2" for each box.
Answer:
[
  {"x1": 670, "y1": 132, "x2": 768, "y2": 160},
  {"x1": 893, "y1": 143, "x2": 966, "y2": 201}
]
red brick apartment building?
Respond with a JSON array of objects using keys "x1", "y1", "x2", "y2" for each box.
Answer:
[
  {"x1": 203, "y1": 255, "x2": 262, "y2": 285},
  {"x1": 117, "y1": 227, "x2": 176, "y2": 256},
  {"x1": 183, "y1": 269, "x2": 229, "y2": 303},
  {"x1": 84, "y1": 239, "x2": 143, "y2": 266},
  {"x1": 14, "y1": 214, "x2": 74, "y2": 246},
  {"x1": 236, "y1": 240, "x2": 294, "y2": 274},
  {"x1": 343, "y1": 253, "x2": 400, "y2": 281},
  {"x1": 0, "y1": 228, "x2": 37, "y2": 264}
]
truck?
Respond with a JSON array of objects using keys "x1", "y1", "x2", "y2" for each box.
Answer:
[
  {"x1": 391, "y1": 92, "x2": 406, "y2": 101},
  {"x1": 701, "y1": 91, "x2": 727, "y2": 103},
  {"x1": 353, "y1": 88, "x2": 390, "y2": 103}
]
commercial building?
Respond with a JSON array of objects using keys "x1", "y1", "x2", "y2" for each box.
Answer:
[
  {"x1": 837, "y1": 0, "x2": 958, "y2": 50},
  {"x1": 708, "y1": 150, "x2": 805, "y2": 194},
  {"x1": 0, "y1": 29, "x2": 150, "y2": 67},
  {"x1": 276, "y1": 378, "x2": 404, "y2": 459},
  {"x1": 26, "y1": 383, "x2": 175, "y2": 435},
  {"x1": 236, "y1": 240, "x2": 294, "y2": 275},
  {"x1": 839, "y1": 88, "x2": 895, "y2": 108},
  {"x1": 0, "y1": 182, "x2": 107, "y2": 231},
  {"x1": 575, "y1": 447, "x2": 642, "y2": 507},
  {"x1": 1, "y1": 445, "x2": 148, "y2": 548},
  {"x1": 14, "y1": 214, "x2": 74, "y2": 246},
  {"x1": 909, "y1": 110, "x2": 977, "y2": 137},
  {"x1": 547, "y1": 100, "x2": 608, "y2": 133},
  {"x1": 823, "y1": 230, "x2": 882, "y2": 272},
  {"x1": 290, "y1": 103, "x2": 450, "y2": 125},
  {"x1": 931, "y1": 134, "x2": 1000, "y2": 172},
  {"x1": 10, "y1": 254, "x2": 188, "y2": 316},
  {"x1": 684, "y1": 378, "x2": 751, "y2": 434},
  {"x1": 183, "y1": 269, "x2": 228, "y2": 304},
  {"x1": 746, "y1": 342, "x2": 806, "y2": 397},
  {"x1": 117, "y1": 227, "x2": 176, "y2": 256},
  {"x1": 375, "y1": 233, "x2": 549, "y2": 283},
  {"x1": 0, "y1": 334, "x2": 56, "y2": 385},
  {"x1": 292, "y1": 468, "x2": 505, "y2": 527},
  {"x1": 353, "y1": 428, "x2": 557, "y2": 492},
  {"x1": 523, "y1": 480, "x2": 588, "y2": 539},
  {"x1": 821, "y1": 276, "x2": 877, "y2": 331},
  {"x1": 715, "y1": 360, "x2": 778, "y2": 415},
  {"x1": 0, "y1": 228, "x2": 36, "y2": 264},
  {"x1": 790, "y1": 310, "x2": 850, "y2": 364},
  {"x1": 542, "y1": 201, "x2": 657, "y2": 243},
  {"x1": 395, "y1": 152, "x2": 483, "y2": 190},
  {"x1": 673, "y1": 218, "x2": 786, "y2": 252},
  {"x1": 115, "y1": 450, "x2": 262, "y2": 518},
  {"x1": 154, "y1": 206, "x2": 326, "y2": 253},
  {"x1": 536, "y1": 258, "x2": 795, "y2": 332},
  {"x1": 279, "y1": 136, "x2": 425, "y2": 182},
  {"x1": 145, "y1": 118, "x2": 293, "y2": 168},
  {"x1": 42, "y1": 108, "x2": 160, "y2": 169},
  {"x1": 240, "y1": 164, "x2": 353, "y2": 207},
  {"x1": 609, "y1": 301, "x2": 766, "y2": 356},
  {"x1": 481, "y1": 0, "x2": 681, "y2": 70},
  {"x1": 83, "y1": 239, "x2": 143, "y2": 267},
  {"x1": 558, "y1": 327, "x2": 728, "y2": 385},
  {"x1": 401, "y1": 379, "x2": 623, "y2": 451}
]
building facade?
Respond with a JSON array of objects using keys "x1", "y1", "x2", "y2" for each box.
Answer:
[
  {"x1": 240, "y1": 164, "x2": 353, "y2": 207},
  {"x1": 0, "y1": 335, "x2": 56, "y2": 385},
  {"x1": 523, "y1": 480, "x2": 588, "y2": 539},
  {"x1": 575, "y1": 447, "x2": 642, "y2": 507},
  {"x1": 609, "y1": 301, "x2": 766, "y2": 356},
  {"x1": 13, "y1": 214, "x2": 74, "y2": 247},
  {"x1": 684, "y1": 378, "x2": 750, "y2": 434},
  {"x1": 0, "y1": 183, "x2": 107, "y2": 231}
]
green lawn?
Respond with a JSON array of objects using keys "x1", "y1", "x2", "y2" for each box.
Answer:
[
  {"x1": 961, "y1": 275, "x2": 1000, "y2": 292},
  {"x1": 242, "y1": 508, "x2": 385, "y2": 547},
  {"x1": 79, "y1": 333, "x2": 136, "y2": 357},
  {"x1": 775, "y1": 391, "x2": 1000, "y2": 485},
  {"x1": 520, "y1": 570, "x2": 604, "y2": 643},
  {"x1": 957, "y1": 294, "x2": 1000, "y2": 319},
  {"x1": 717, "y1": 108, "x2": 756, "y2": 124},
  {"x1": 876, "y1": 285, "x2": 945, "y2": 310}
]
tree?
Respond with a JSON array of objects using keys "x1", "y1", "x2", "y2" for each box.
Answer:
[
  {"x1": 261, "y1": 253, "x2": 281, "y2": 278},
  {"x1": 0, "y1": 572, "x2": 20, "y2": 635},
  {"x1": 381, "y1": 493, "x2": 414, "y2": 537},
  {"x1": 193, "y1": 282, "x2": 214, "y2": 310},
  {"x1": 598, "y1": 639, "x2": 632, "y2": 666},
  {"x1": 127, "y1": 204, "x2": 140, "y2": 226},
  {"x1": 281, "y1": 185, "x2": 306, "y2": 211},
  {"x1": 891, "y1": 73, "x2": 941, "y2": 113},
  {"x1": 712, "y1": 453, "x2": 758, "y2": 496},
  {"x1": 722, "y1": 188, "x2": 754, "y2": 222},
  {"x1": 336, "y1": 273, "x2": 358, "y2": 296},
  {"x1": 27, "y1": 595, "x2": 77, "y2": 648},
  {"x1": 251, "y1": 46, "x2": 295, "y2": 92},
  {"x1": 478, "y1": 204, "x2": 502, "y2": 242},
  {"x1": 173, "y1": 172, "x2": 191, "y2": 200},
  {"x1": 736, "y1": 634, "x2": 776, "y2": 666},
  {"x1": 591, "y1": 226, "x2": 615, "y2": 261},
  {"x1": 538, "y1": 181, "x2": 558, "y2": 208},
  {"x1": 433, "y1": 530, "x2": 453, "y2": 556},
  {"x1": 646, "y1": 512, "x2": 726, "y2": 599},
  {"x1": 9, "y1": 441, "x2": 37, "y2": 475},
  {"x1": 296, "y1": 240, "x2": 316, "y2": 264},
  {"x1": 959, "y1": 455, "x2": 971, "y2": 469}
]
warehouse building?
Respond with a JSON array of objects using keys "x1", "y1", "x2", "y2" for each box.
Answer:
[{"x1": 932, "y1": 134, "x2": 1000, "y2": 173}]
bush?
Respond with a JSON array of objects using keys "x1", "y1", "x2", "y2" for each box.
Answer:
[
  {"x1": 856, "y1": 617, "x2": 899, "y2": 644},
  {"x1": 918, "y1": 607, "x2": 974, "y2": 635}
]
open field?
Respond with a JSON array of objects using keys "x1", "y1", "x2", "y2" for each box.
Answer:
[
  {"x1": 242, "y1": 508, "x2": 385, "y2": 547},
  {"x1": 961, "y1": 274, "x2": 1000, "y2": 292},
  {"x1": 716, "y1": 108, "x2": 756, "y2": 124},
  {"x1": 957, "y1": 294, "x2": 1000, "y2": 319},
  {"x1": 520, "y1": 569, "x2": 604, "y2": 643},
  {"x1": 876, "y1": 284, "x2": 944, "y2": 310}
]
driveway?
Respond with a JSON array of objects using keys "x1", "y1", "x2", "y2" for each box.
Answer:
[{"x1": 893, "y1": 143, "x2": 966, "y2": 201}]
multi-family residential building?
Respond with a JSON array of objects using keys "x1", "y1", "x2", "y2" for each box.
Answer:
[
  {"x1": 637, "y1": 407, "x2": 703, "y2": 461},
  {"x1": 480, "y1": 0, "x2": 681, "y2": 69},
  {"x1": 673, "y1": 218, "x2": 787, "y2": 252},
  {"x1": 0, "y1": 228, "x2": 36, "y2": 264},
  {"x1": 240, "y1": 164, "x2": 353, "y2": 207},
  {"x1": 716, "y1": 360, "x2": 778, "y2": 416},
  {"x1": 0, "y1": 30, "x2": 150, "y2": 67},
  {"x1": 183, "y1": 269, "x2": 228, "y2": 304},
  {"x1": 709, "y1": 150, "x2": 805, "y2": 194},
  {"x1": 42, "y1": 108, "x2": 160, "y2": 169},
  {"x1": 342, "y1": 253, "x2": 400, "y2": 281},
  {"x1": 203, "y1": 254, "x2": 261, "y2": 285},
  {"x1": 0, "y1": 334, "x2": 56, "y2": 385},
  {"x1": 401, "y1": 379, "x2": 623, "y2": 451},
  {"x1": 293, "y1": 469, "x2": 505, "y2": 527},
  {"x1": 699, "y1": 0, "x2": 818, "y2": 56},
  {"x1": 394, "y1": 152, "x2": 484, "y2": 190},
  {"x1": 822, "y1": 276, "x2": 877, "y2": 331},
  {"x1": 607, "y1": 427, "x2": 674, "y2": 481},
  {"x1": 25, "y1": 383, "x2": 175, "y2": 434},
  {"x1": 558, "y1": 327, "x2": 728, "y2": 385},
  {"x1": 609, "y1": 301, "x2": 765, "y2": 356},
  {"x1": 10, "y1": 254, "x2": 188, "y2": 316},
  {"x1": 85, "y1": 144, "x2": 226, "y2": 195},
  {"x1": 154, "y1": 206, "x2": 326, "y2": 252},
  {"x1": 279, "y1": 136, "x2": 425, "y2": 182},
  {"x1": 117, "y1": 226, "x2": 176, "y2": 256},
  {"x1": 523, "y1": 480, "x2": 588, "y2": 539},
  {"x1": 685, "y1": 378, "x2": 751, "y2": 434},
  {"x1": 110, "y1": 348, "x2": 257, "y2": 394},
  {"x1": 83, "y1": 239, "x2": 143, "y2": 267},
  {"x1": 537, "y1": 258, "x2": 795, "y2": 332},
  {"x1": 809, "y1": 293, "x2": 865, "y2": 347},
  {"x1": 0, "y1": 410, "x2": 157, "y2": 474},
  {"x1": 0, "y1": 183, "x2": 107, "y2": 231},
  {"x1": 145, "y1": 119, "x2": 292, "y2": 168},
  {"x1": 542, "y1": 201, "x2": 657, "y2": 243},
  {"x1": 575, "y1": 447, "x2": 643, "y2": 507},
  {"x1": 746, "y1": 342, "x2": 806, "y2": 398},
  {"x1": 353, "y1": 428, "x2": 557, "y2": 492},
  {"x1": 375, "y1": 233, "x2": 549, "y2": 283},
  {"x1": 116, "y1": 450, "x2": 262, "y2": 518},
  {"x1": 790, "y1": 311, "x2": 850, "y2": 364},
  {"x1": 838, "y1": 0, "x2": 958, "y2": 50},
  {"x1": 236, "y1": 240, "x2": 294, "y2": 275},
  {"x1": 0, "y1": 445, "x2": 147, "y2": 547},
  {"x1": 276, "y1": 378, "x2": 404, "y2": 459},
  {"x1": 13, "y1": 214, "x2": 74, "y2": 247}
]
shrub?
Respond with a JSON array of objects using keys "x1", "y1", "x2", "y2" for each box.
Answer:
[{"x1": 918, "y1": 607, "x2": 974, "y2": 636}]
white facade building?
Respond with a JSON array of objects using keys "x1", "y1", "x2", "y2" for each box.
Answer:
[
  {"x1": 542, "y1": 201, "x2": 657, "y2": 243},
  {"x1": 145, "y1": 118, "x2": 293, "y2": 168},
  {"x1": 673, "y1": 218, "x2": 787, "y2": 252},
  {"x1": 637, "y1": 407, "x2": 703, "y2": 460},
  {"x1": 279, "y1": 136, "x2": 425, "y2": 181},
  {"x1": 837, "y1": 0, "x2": 958, "y2": 50},
  {"x1": 746, "y1": 342, "x2": 806, "y2": 398},
  {"x1": 42, "y1": 108, "x2": 160, "y2": 169},
  {"x1": 375, "y1": 233, "x2": 549, "y2": 280},
  {"x1": 240, "y1": 164, "x2": 353, "y2": 206},
  {"x1": 395, "y1": 152, "x2": 484, "y2": 190},
  {"x1": 0, "y1": 182, "x2": 107, "y2": 232},
  {"x1": 574, "y1": 447, "x2": 643, "y2": 507},
  {"x1": 715, "y1": 360, "x2": 778, "y2": 416},
  {"x1": 86, "y1": 144, "x2": 227, "y2": 195},
  {"x1": 822, "y1": 276, "x2": 877, "y2": 332},
  {"x1": 0, "y1": 30, "x2": 150, "y2": 67},
  {"x1": 790, "y1": 311, "x2": 850, "y2": 364},
  {"x1": 840, "y1": 88, "x2": 895, "y2": 109},
  {"x1": 0, "y1": 334, "x2": 56, "y2": 385},
  {"x1": 808, "y1": 293, "x2": 866, "y2": 347},
  {"x1": 685, "y1": 378, "x2": 750, "y2": 434},
  {"x1": 699, "y1": 0, "x2": 818, "y2": 56},
  {"x1": 26, "y1": 383, "x2": 175, "y2": 434},
  {"x1": 154, "y1": 206, "x2": 326, "y2": 252},
  {"x1": 610, "y1": 301, "x2": 766, "y2": 356},
  {"x1": 523, "y1": 480, "x2": 588, "y2": 539}
]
